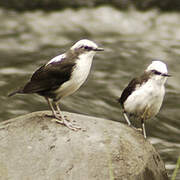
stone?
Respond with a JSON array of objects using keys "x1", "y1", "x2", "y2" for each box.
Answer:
[{"x1": 0, "y1": 111, "x2": 168, "y2": 180}]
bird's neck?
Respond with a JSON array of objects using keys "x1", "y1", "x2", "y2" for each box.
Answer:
[
  {"x1": 149, "y1": 76, "x2": 167, "y2": 87},
  {"x1": 78, "y1": 51, "x2": 95, "y2": 61},
  {"x1": 72, "y1": 52, "x2": 95, "y2": 80}
]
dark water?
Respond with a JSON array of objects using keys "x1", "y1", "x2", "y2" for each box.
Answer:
[{"x1": 0, "y1": 7, "x2": 180, "y2": 179}]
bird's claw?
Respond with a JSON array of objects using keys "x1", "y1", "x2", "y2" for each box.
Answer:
[
  {"x1": 53, "y1": 114, "x2": 81, "y2": 131},
  {"x1": 46, "y1": 113, "x2": 81, "y2": 131},
  {"x1": 59, "y1": 119, "x2": 81, "y2": 131}
]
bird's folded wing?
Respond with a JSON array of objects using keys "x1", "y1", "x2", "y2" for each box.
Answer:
[
  {"x1": 23, "y1": 61, "x2": 76, "y2": 93},
  {"x1": 119, "y1": 72, "x2": 150, "y2": 106},
  {"x1": 119, "y1": 78, "x2": 138, "y2": 106}
]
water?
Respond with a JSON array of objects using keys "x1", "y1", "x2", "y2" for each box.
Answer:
[{"x1": 0, "y1": 7, "x2": 179, "y2": 179}]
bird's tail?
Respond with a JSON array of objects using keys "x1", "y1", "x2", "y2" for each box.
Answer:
[{"x1": 8, "y1": 89, "x2": 23, "y2": 97}]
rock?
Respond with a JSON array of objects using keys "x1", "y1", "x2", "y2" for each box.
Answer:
[{"x1": 0, "y1": 111, "x2": 168, "y2": 180}]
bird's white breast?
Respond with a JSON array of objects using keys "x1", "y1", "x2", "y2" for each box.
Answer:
[
  {"x1": 124, "y1": 79, "x2": 165, "y2": 119},
  {"x1": 55, "y1": 52, "x2": 94, "y2": 100}
]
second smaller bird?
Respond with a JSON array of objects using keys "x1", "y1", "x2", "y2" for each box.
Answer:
[{"x1": 118, "y1": 60, "x2": 170, "y2": 138}]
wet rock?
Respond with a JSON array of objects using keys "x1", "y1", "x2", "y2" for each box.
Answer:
[{"x1": 0, "y1": 111, "x2": 168, "y2": 180}]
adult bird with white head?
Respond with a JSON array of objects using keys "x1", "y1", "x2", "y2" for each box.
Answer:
[{"x1": 8, "y1": 39, "x2": 104, "y2": 130}]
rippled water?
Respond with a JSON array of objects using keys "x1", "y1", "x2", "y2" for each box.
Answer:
[{"x1": 0, "y1": 7, "x2": 180, "y2": 179}]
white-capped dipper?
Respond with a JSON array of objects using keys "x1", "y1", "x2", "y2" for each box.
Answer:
[
  {"x1": 118, "y1": 60, "x2": 170, "y2": 138},
  {"x1": 8, "y1": 39, "x2": 104, "y2": 130}
]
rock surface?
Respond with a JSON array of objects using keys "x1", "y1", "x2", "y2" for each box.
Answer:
[{"x1": 0, "y1": 111, "x2": 168, "y2": 180}]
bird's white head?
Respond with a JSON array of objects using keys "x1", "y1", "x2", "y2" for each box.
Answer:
[
  {"x1": 70, "y1": 39, "x2": 104, "y2": 58},
  {"x1": 145, "y1": 60, "x2": 170, "y2": 84}
]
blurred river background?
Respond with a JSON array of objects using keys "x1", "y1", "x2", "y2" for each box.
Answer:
[{"x1": 0, "y1": 4, "x2": 179, "y2": 179}]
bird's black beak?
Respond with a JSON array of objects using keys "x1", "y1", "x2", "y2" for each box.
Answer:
[
  {"x1": 93, "y1": 47, "x2": 104, "y2": 51},
  {"x1": 162, "y1": 73, "x2": 171, "y2": 77}
]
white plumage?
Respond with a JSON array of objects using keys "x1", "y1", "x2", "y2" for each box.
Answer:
[
  {"x1": 119, "y1": 60, "x2": 170, "y2": 138},
  {"x1": 55, "y1": 51, "x2": 96, "y2": 99},
  {"x1": 124, "y1": 77, "x2": 165, "y2": 118}
]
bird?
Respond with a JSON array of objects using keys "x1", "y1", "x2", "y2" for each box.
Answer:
[
  {"x1": 8, "y1": 39, "x2": 104, "y2": 130},
  {"x1": 118, "y1": 60, "x2": 170, "y2": 138}
]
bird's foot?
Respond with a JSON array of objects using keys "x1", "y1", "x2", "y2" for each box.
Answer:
[
  {"x1": 57, "y1": 118, "x2": 81, "y2": 131},
  {"x1": 45, "y1": 113, "x2": 81, "y2": 131},
  {"x1": 130, "y1": 126, "x2": 146, "y2": 138},
  {"x1": 128, "y1": 124, "x2": 143, "y2": 132},
  {"x1": 53, "y1": 114, "x2": 81, "y2": 131},
  {"x1": 136, "y1": 127, "x2": 143, "y2": 132},
  {"x1": 45, "y1": 114, "x2": 64, "y2": 123},
  {"x1": 45, "y1": 114, "x2": 56, "y2": 118},
  {"x1": 128, "y1": 124, "x2": 136, "y2": 129}
]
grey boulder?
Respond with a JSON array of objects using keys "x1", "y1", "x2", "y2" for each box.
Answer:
[{"x1": 0, "y1": 111, "x2": 168, "y2": 180}]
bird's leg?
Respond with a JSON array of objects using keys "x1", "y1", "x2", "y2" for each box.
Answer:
[
  {"x1": 141, "y1": 118, "x2": 146, "y2": 139},
  {"x1": 141, "y1": 109, "x2": 148, "y2": 139},
  {"x1": 54, "y1": 102, "x2": 81, "y2": 131},
  {"x1": 45, "y1": 97, "x2": 63, "y2": 122},
  {"x1": 123, "y1": 111, "x2": 132, "y2": 126},
  {"x1": 123, "y1": 112, "x2": 140, "y2": 131}
]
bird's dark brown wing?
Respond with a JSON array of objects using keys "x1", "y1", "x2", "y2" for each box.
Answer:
[
  {"x1": 118, "y1": 78, "x2": 138, "y2": 107},
  {"x1": 118, "y1": 72, "x2": 150, "y2": 107},
  {"x1": 22, "y1": 60, "x2": 76, "y2": 94}
]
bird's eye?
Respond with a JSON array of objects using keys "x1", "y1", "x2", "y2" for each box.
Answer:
[
  {"x1": 84, "y1": 46, "x2": 92, "y2": 51},
  {"x1": 152, "y1": 70, "x2": 162, "y2": 75}
]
